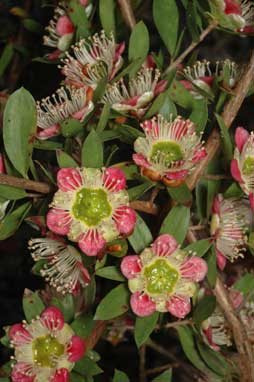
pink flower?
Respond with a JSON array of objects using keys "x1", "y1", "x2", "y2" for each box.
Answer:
[
  {"x1": 132, "y1": 115, "x2": 207, "y2": 185},
  {"x1": 61, "y1": 31, "x2": 125, "y2": 89},
  {"x1": 10, "y1": 307, "x2": 85, "y2": 382},
  {"x1": 47, "y1": 167, "x2": 136, "y2": 257},
  {"x1": 209, "y1": 0, "x2": 254, "y2": 33},
  {"x1": 0, "y1": 153, "x2": 6, "y2": 174},
  {"x1": 121, "y1": 234, "x2": 207, "y2": 318},
  {"x1": 210, "y1": 194, "x2": 251, "y2": 269},
  {"x1": 36, "y1": 87, "x2": 94, "y2": 140},
  {"x1": 29, "y1": 237, "x2": 90, "y2": 295},
  {"x1": 102, "y1": 68, "x2": 168, "y2": 118},
  {"x1": 231, "y1": 127, "x2": 254, "y2": 210}
]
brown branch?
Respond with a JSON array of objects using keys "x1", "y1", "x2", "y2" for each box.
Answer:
[
  {"x1": 85, "y1": 320, "x2": 106, "y2": 349},
  {"x1": 129, "y1": 200, "x2": 159, "y2": 215},
  {"x1": 186, "y1": 50, "x2": 254, "y2": 191},
  {"x1": 139, "y1": 345, "x2": 146, "y2": 382},
  {"x1": 164, "y1": 20, "x2": 218, "y2": 75},
  {"x1": 0, "y1": 173, "x2": 52, "y2": 194},
  {"x1": 163, "y1": 319, "x2": 192, "y2": 329},
  {"x1": 146, "y1": 363, "x2": 177, "y2": 375},
  {"x1": 117, "y1": 0, "x2": 136, "y2": 30}
]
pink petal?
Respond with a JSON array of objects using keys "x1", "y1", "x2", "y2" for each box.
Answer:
[
  {"x1": 154, "y1": 80, "x2": 168, "y2": 96},
  {"x1": 235, "y1": 127, "x2": 249, "y2": 152},
  {"x1": 78, "y1": 230, "x2": 106, "y2": 256},
  {"x1": 229, "y1": 289, "x2": 243, "y2": 309},
  {"x1": 51, "y1": 368, "x2": 70, "y2": 382},
  {"x1": 77, "y1": 261, "x2": 91, "y2": 284},
  {"x1": 144, "y1": 54, "x2": 156, "y2": 69},
  {"x1": 141, "y1": 119, "x2": 159, "y2": 137},
  {"x1": 9, "y1": 324, "x2": 32, "y2": 346},
  {"x1": 212, "y1": 195, "x2": 220, "y2": 214},
  {"x1": 47, "y1": 49, "x2": 61, "y2": 60},
  {"x1": 0, "y1": 153, "x2": 5, "y2": 174},
  {"x1": 164, "y1": 170, "x2": 188, "y2": 180},
  {"x1": 152, "y1": 234, "x2": 178, "y2": 257},
  {"x1": 192, "y1": 148, "x2": 207, "y2": 163},
  {"x1": 40, "y1": 307, "x2": 64, "y2": 331},
  {"x1": 224, "y1": 0, "x2": 242, "y2": 15},
  {"x1": 130, "y1": 292, "x2": 156, "y2": 317},
  {"x1": 36, "y1": 124, "x2": 61, "y2": 139},
  {"x1": 179, "y1": 80, "x2": 193, "y2": 92},
  {"x1": 103, "y1": 167, "x2": 126, "y2": 192},
  {"x1": 216, "y1": 249, "x2": 227, "y2": 271},
  {"x1": 67, "y1": 335, "x2": 86, "y2": 362},
  {"x1": 79, "y1": 0, "x2": 88, "y2": 6},
  {"x1": 202, "y1": 327, "x2": 220, "y2": 352},
  {"x1": 56, "y1": 16, "x2": 74, "y2": 36},
  {"x1": 180, "y1": 257, "x2": 208, "y2": 282},
  {"x1": 249, "y1": 193, "x2": 254, "y2": 212},
  {"x1": 166, "y1": 294, "x2": 191, "y2": 318},
  {"x1": 11, "y1": 363, "x2": 35, "y2": 382},
  {"x1": 230, "y1": 159, "x2": 244, "y2": 183},
  {"x1": 132, "y1": 153, "x2": 151, "y2": 169},
  {"x1": 199, "y1": 76, "x2": 214, "y2": 86},
  {"x1": 113, "y1": 206, "x2": 136, "y2": 236},
  {"x1": 57, "y1": 168, "x2": 83, "y2": 192},
  {"x1": 115, "y1": 42, "x2": 125, "y2": 59},
  {"x1": 121, "y1": 255, "x2": 141, "y2": 279},
  {"x1": 47, "y1": 209, "x2": 72, "y2": 235}
]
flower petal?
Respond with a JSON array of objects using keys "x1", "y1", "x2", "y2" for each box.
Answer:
[
  {"x1": 154, "y1": 80, "x2": 168, "y2": 96},
  {"x1": 216, "y1": 249, "x2": 227, "y2": 271},
  {"x1": 249, "y1": 193, "x2": 254, "y2": 212},
  {"x1": 235, "y1": 127, "x2": 250, "y2": 152},
  {"x1": 40, "y1": 306, "x2": 65, "y2": 331},
  {"x1": 113, "y1": 206, "x2": 136, "y2": 236},
  {"x1": 152, "y1": 234, "x2": 178, "y2": 257},
  {"x1": 121, "y1": 255, "x2": 141, "y2": 279},
  {"x1": 130, "y1": 292, "x2": 156, "y2": 317},
  {"x1": 51, "y1": 368, "x2": 70, "y2": 382},
  {"x1": 36, "y1": 124, "x2": 61, "y2": 140},
  {"x1": 0, "y1": 153, "x2": 5, "y2": 174},
  {"x1": 56, "y1": 16, "x2": 74, "y2": 36},
  {"x1": 9, "y1": 324, "x2": 32, "y2": 346},
  {"x1": 103, "y1": 167, "x2": 126, "y2": 192},
  {"x1": 230, "y1": 159, "x2": 243, "y2": 183},
  {"x1": 67, "y1": 335, "x2": 86, "y2": 362},
  {"x1": 164, "y1": 170, "x2": 188, "y2": 180},
  {"x1": 132, "y1": 153, "x2": 151, "y2": 169},
  {"x1": 47, "y1": 209, "x2": 72, "y2": 235},
  {"x1": 57, "y1": 168, "x2": 83, "y2": 192},
  {"x1": 11, "y1": 363, "x2": 35, "y2": 382},
  {"x1": 192, "y1": 148, "x2": 207, "y2": 163},
  {"x1": 180, "y1": 257, "x2": 208, "y2": 282},
  {"x1": 166, "y1": 294, "x2": 191, "y2": 318},
  {"x1": 78, "y1": 230, "x2": 106, "y2": 256}
]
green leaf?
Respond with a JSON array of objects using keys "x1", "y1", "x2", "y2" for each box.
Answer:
[
  {"x1": 22, "y1": 290, "x2": 45, "y2": 322},
  {"x1": 193, "y1": 296, "x2": 216, "y2": 326},
  {"x1": 96, "y1": 266, "x2": 125, "y2": 281},
  {"x1": 83, "y1": 275, "x2": 96, "y2": 309},
  {"x1": 0, "y1": 43, "x2": 14, "y2": 78},
  {"x1": 167, "y1": 183, "x2": 192, "y2": 204},
  {"x1": 196, "y1": 341, "x2": 229, "y2": 376},
  {"x1": 160, "y1": 205, "x2": 190, "y2": 244},
  {"x1": 51, "y1": 294, "x2": 75, "y2": 323},
  {"x1": 216, "y1": 113, "x2": 233, "y2": 161},
  {"x1": 60, "y1": 118, "x2": 83, "y2": 137},
  {"x1": 82, "y1": 129, "x2": 103, "y2": 167},
  {"x1": 71, "y1": 314, "x2": 96, "y2": 339},
  {"x1": 74, "y1": 356, "x2": 103, "y2": 376},
  {"x1": 0, "y1": 185, "x2": 27, "y2": 200},
  {"x1": 159, "y1": 95, "x2": 177, "y2": 120},
  {"x1": 97, "y1": 102, "x2": 111, "y2": 133},
  {"x1": 144, "y1": 92, "x2": 167, "y2": 119},
  {"x1": 233, "y1": 273, "x2": 254, "y2": 297},
  {"x1": 113, "y1": 369, "x2": 130, "y2": 382},
  {"x1": 69, "y1": 0, "x2": 89, "y2": 39},
  {"x1": 34, "y1": 140, "x2": 63, "y2": 150},
  {"x1": 117, "y1": 125, "x2": 144, "y2": 144},
  {"x1": 152, "y1": 369, "x2": 172, "y2": 382},
  {"x1": 99, "y1": 0, "x2": 115, "y2": 36},
  {"x1": 134, "y1": 312, "x2": 159, "y2": 347},
  {"x1": 177, "y1": 326, "x2": 208, "y2": 371},
  {"x1": 205, "y1": 247, "x2": 217, "y2": 288},
  {"x1": 106, "y1": 238, "x2": 128, "y2": 257},
  {"x1": 224, "y1": 182, "x2": 243, "y2": 198},
  {"x1": 23, "y1": 18, "x2": 43, "y2": 34},
  {"x1": 190, "y1": 99, "x2": 208, "y2": 134},
  {"x1": 128, "y1": 21, "x2": 149, "y2": 71},
  {"x1": 0, "y1": 201, "x2": 31, "y2": 240},
  {"x1": 153, "y1": 0, "x2": 179, "y2": 56},
  {"x1": 94, "y1": 284, "x2": 129, "y2": 320},
  {"x1": 70, "y1": 372, "x2": 85, "y2": 382},
  {"x1": 184, "y1": 239, "x2": 212, "y2": 257},
  {"x1": 128, "y1": 213, "x2": 153, "y2": 253},
  {"x1": 168, "y1": 80, "x2": 194, "y2": 109},
  {"x1": 3, "y1": 88, "x2": 37, "y2": 177},
  {"x1": 128, "y1": 181, "x2": 155, "y2": 201},
  {"x1": 56, "y1": 150, "x2": 78, "y2": 168}
]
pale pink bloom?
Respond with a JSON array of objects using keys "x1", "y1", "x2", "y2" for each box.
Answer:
[
  {"x1": 102, "y1": 68, "x2": 167, "y2": 118},
  {"x1": 0, "y1": 153, "x2": 6, "y2": 174},
  {"x1": 132, "y1": 114, "x2": 207, "y2": 183},
  {"x1": 180, "y1": 59, "x2": 237, "y2": 99},
  {"x1": 47, "y1": 167, "x2": 136, "y2": 257},
  {"x1": 121, "y1": 234, "x2": 207, "y2": 318},
  {"x1": 231, "y1": 127, "x2": 254, "y2": 210},
  {"x1": 61, "y1": 31, "x2": 125, "y2": 88},
  {"x1": 210, "y1": 194, "x2": 251, "y2": 270},
  {"x1": 36, "y1": 87, "x2": 94, "y2": 139},
  {"x1": 209, "y1": 0, "x2": 254, "y2": 33},
  {"x1": 10, "y1": 307, "x2": 85, "y2": 382},
  {"x1": 28, "y1": 237, "x2": 90, "y2": 295}
]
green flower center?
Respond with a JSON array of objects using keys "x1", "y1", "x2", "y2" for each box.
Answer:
[
  {"x1": 72, "y1": 188, "x2": 112, "y2": 226},
  {"x1": 242, "y1": 156, "x2": 254, "y2": 176},
  {"x1": 150, "y1": 141, "x2": 183, "y2": 166},
  {"x1": 143, "y1": 258, "x2": 179, "y2": 295},
  {"x1": 32, "y1": 335, "x2": 64, "y2": 367}
]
